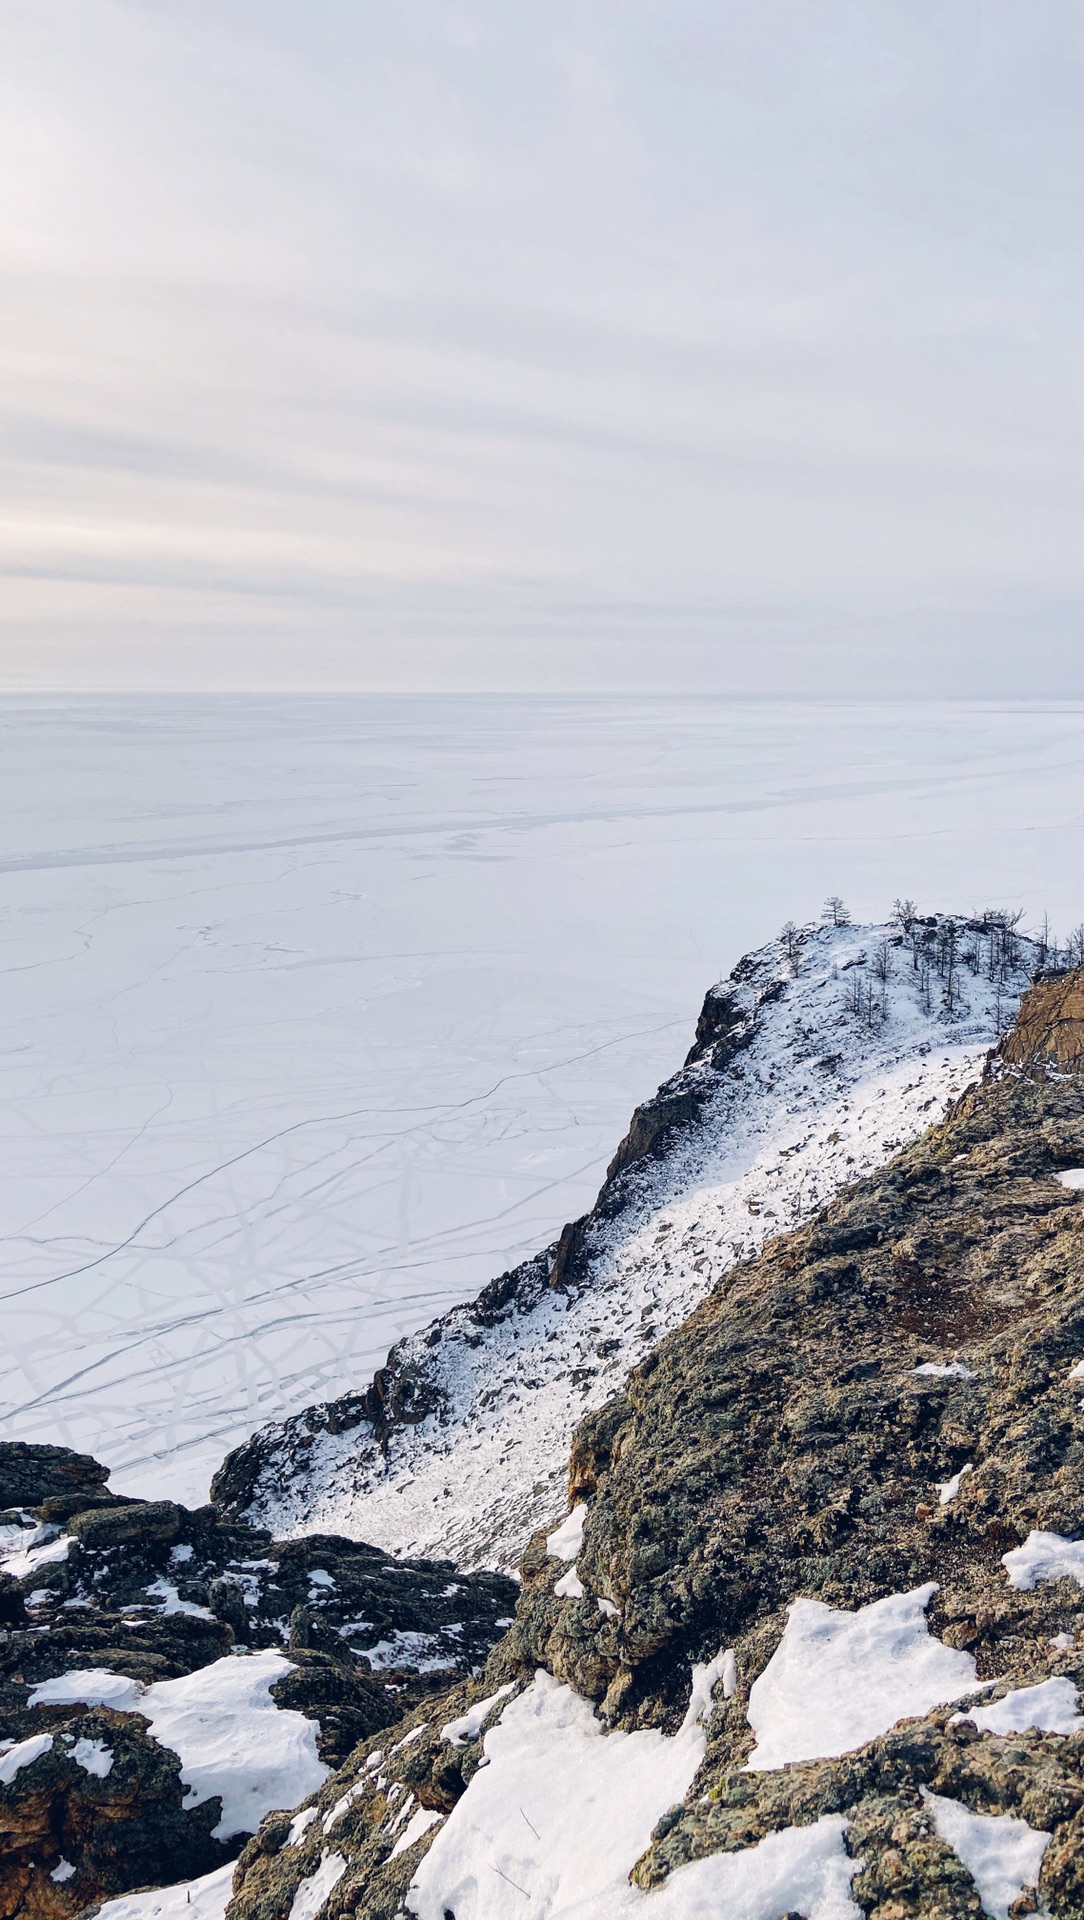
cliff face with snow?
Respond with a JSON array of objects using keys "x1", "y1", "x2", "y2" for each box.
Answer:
[
  {"x1": 11, "y1": 912, "x2": 1083, "y2": 1920},
  {"x1": 221, "y1": 966, "x2": 1084, "y2": 1920},
  {"x1": 213, "y1": 915, "x2": 1038, "y2": 1571}
]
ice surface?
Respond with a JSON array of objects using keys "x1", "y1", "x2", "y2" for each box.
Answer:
[
  {"x1": 745, "y1": 1585, "x2": 981, "y2": 1769},
  {"x1": 960, "y1": 1677, "x2": 1082, "y2": 1736},
  {"x1": 5, "y1": 695, "x2": 1084, "y2": 1504},
  {"x1": 94, "y1": 1864, "x2": 235, "y2": 1920},
  {"x1": 1002, "y1": 1530, "x2": 1084, "y2": 1591},
  {"x1": 30, "y1": 1653, "x2": 328, "y2": 1840},
  {"x1": 923, "y1": 1789, "x2": 1050, "y2": 1920}
]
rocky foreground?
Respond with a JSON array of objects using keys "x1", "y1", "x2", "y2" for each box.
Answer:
[
  {"x1": 8, "y1": 952, "x2": 1084, "y2": 1917},
  {"x1": 221, "y1": 970, "x2": 1084, "y2": 1917},
  {"x1": 0, "y1": 1451, "x2": 514, "y2": 1918}
]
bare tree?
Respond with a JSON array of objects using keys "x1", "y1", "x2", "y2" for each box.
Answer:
[
  {"x1": 779, "y1": 921, "x2": 802, "y2": 967},
  {"x1": 871, "y1": 939, "x2": 893, "y2": 1018},
  {"x1": 891, "y1": 898, "x2": 918, "y2": 933},
  {"x1": 822, "y1": 895, "x2": 851, "y2": 928}
]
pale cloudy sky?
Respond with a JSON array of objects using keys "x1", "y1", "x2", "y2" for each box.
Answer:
[{"x1": 1, "y1": 1, "x2": 1083, "y2": 692}]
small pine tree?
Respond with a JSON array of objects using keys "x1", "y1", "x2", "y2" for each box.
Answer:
[
  {"x1": 779, "y1": 921, "x2": 801, "y2": 967},
  {"x1": 822, "y1": 895, "x2": 851, "y2": 928}
]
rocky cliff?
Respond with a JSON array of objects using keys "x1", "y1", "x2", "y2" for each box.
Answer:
[
  {"x1": 212, "y1": 915, "x2": 1036, "y2": 1571},
  {"x1": 219, "y1": 966, "x2": 1084, "y2": 1919}
]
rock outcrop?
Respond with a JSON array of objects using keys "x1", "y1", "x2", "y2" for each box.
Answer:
[
  {"x1": 0, "y1": 1460, "x2": 515, "y2": 1918},
  {"x1": 223, "y1": 968, "x2": 1084, "y2": 1919},
  {"x1": 211, "y1": 915, "x2": 1037, "y2": 1569}
]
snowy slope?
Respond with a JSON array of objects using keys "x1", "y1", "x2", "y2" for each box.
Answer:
[{"x1": 217, "y1": 917, "x2": 1040, "y2": 1569}]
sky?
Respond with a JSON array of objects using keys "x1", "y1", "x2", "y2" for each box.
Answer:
[{"x1": 1, "y1": 1, "x2": 1083, "y2": 694}]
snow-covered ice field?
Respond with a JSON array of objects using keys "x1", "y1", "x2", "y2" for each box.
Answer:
[{"x1": 4, "y1": 693, "x2": 1084, "y2": 1503}]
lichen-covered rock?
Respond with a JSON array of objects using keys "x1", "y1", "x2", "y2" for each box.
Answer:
[{"x1": 223, "y1": 970, "x2": 1084, "y2": 1918}]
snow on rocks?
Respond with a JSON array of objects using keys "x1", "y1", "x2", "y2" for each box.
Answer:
[
  {"x1": 745, "y1": 1585, "x2": 982, "y2": 1770},
  {"x1": 441, "y1": 1683, "x2": 517, "y2": 1748},
  {"x1": 937, "y1": 1463, "x2": 973, "y2": 1504},
  {"x1": 0, "y1": 1530, "x2": 71, "y2": 1580},
  {"x1": 407, "y1": 1668, "x2": 861, "y2": 1920},
  {"x1": 71, "y1": 1736, "x2": 114, "y2": 1777},
  {"x1": 1002, "y1": 1530, "x2": 1084, "y2": 1591},
  {"x1": 1055, "y1": 1169, "x2": 1084, "y2": 1189},
  {"x1": 922, "y1": 1789, "x2": 1050, "y2": 1920},
  {"x1": 94, "y1": 1863, "x2": 236, "y2": 1920},
  {"x1": 27, "y1": 1652, "x2": 329, "y2": 1839},
  {"x1": 546, "y1": 1505, "x2": 586, "y2": 1561},
  {"x1": 958, "y1": 1677, "x2": 1083, "y2": 1737},
  {"x1": 912, "y1": 1362, "x2": 975, "y2": 1380},
  {"x1": 29, "y1": 1671, "x2": 142, "y2": 1711},
  {"x1": 405, "y1": 1668, "x2": 713, "y2": 1919},
  {"x1": 0, "y1": 1733, "x2": 53, "y2": 1785},
  {"x1": 235, "y1": 919, "x2": 1027, "y2": 1571},
  {"x1": 286, "y1": 1851, "x2": 346, "y2": 1920}
]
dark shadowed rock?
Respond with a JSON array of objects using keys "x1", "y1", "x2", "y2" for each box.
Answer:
[{"x1": 0, "y1": 1446, "x2": 108, "y2": 1512}]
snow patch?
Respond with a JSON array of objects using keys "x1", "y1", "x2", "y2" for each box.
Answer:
[
  {"x1": 143, "y1": 1577, "x2": 214, "y2": 1620},
  {"x1": 391, "y1": 1807, "x2": 443, "y2": 1858},
  {"x1": 442, "y1": 1685, "x2": 518, "y2": 1748},
  {"x1": 286, "y1": 1851, "x2": 346, "y2": 1920},
  {"x1": 406, "y1": 1668, "x2": 711, "y2": 1919},
  {"x1": 360, "y1": 1630, "x2": 458, "y2": 1674},
  {"x1": 554, "y1": 1565, "x2": 584, "y2": 1600},
  {"x1": 85, "y1": 1865, "x2": 235, "y2": 1920},
  {"x1": 745, "y1": 1584, "x2": 981, "y2": 1769},
  {"x1": 0, "y1": 1734, "x2": 52, "y2": 1784},
  {"x1": 285, "y1": 1807, "x2": 319, "y2": 1847},
  {"x1": 923, "y1": 1790, "x2": 1050, "y2": 1920},
  {"x1": 546, "y1": 1506, "x2": 586, "y2": 1562},
  {"x1": 959, "y1": 1677, "x2": 1082, "y2": 1737},
  {"x1": 1055, "y1": 1169, "x2": 1084, "y2": 1190},
  {"x1": 71, "y1": 1737, "x2": 114, "y2": 1777},
  {"x1": 30, "y1": 1671, "x2": 141, "y2": 1711},
  {"x1": 937, "y1": 1463, "x2": 973, "y2": 1504},
  {"x1": 913, "y1": 1362, "x2": 975, "y2": 1380},
  {"x1": 0, "y1": 1532, "x2": 71, "y2": 1580},
  {"x1": 1002, "y1": 1530, "x2": 1084, "y2": 1591},
  {"x1": 51, "y1": 1861, "x2": 76, "y2": 1884},
  {"x1": 29, "y1": 1654, "x2": 327, "y2": 1840}
]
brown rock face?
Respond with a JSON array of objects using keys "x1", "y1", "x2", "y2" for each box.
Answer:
[
  {"x1": 998, "y1": 970, "x2": 1084, "y2": 1073},
  {"x1": 0, "y1": 1711, "x2": 226, "y2": 1920}
]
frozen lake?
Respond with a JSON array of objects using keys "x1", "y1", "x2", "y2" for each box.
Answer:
[{"x1": 3, "y1": 694, "x2": 1084, "y2": 1503}]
